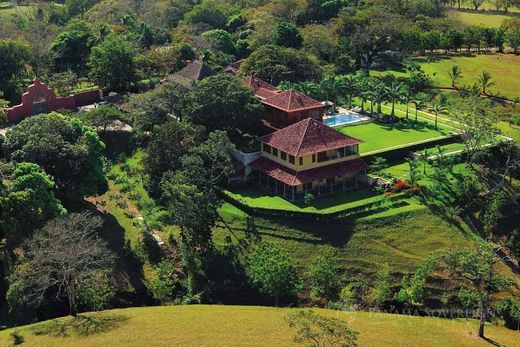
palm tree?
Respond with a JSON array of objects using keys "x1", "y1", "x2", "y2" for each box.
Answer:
[
  {"x1": 337, "y1": 74, "x2": 357, "y2": 109},
  {"x1": 355, "y1": 74, "x2": 368, "y2": 113},
  {"x1": 371, "y1": 81, "x2": 387, "y2": 115},
  {"x1": 448, "y1": 65, "x2": 463, "y2": 88},
  {"x1": 364, "y1": 79, "x2": 379, "y2": 114},
  {"x1": 385, "y1": 80, "x2": 406, "y2": 117},
  {"x1": 298, "y1": 81, "x2": 320, "y2": 99},
  {"x1": 412, "y1": 92, "x2": 429, "y2": 122},
  {"x1": 320, "y1": 76, "x2": 342, "y2": 104},
  {"x1": 478, "y1": 71, "x2": 495, "y2": 95},
  {"x1": 429, "y1": 94, "x2": 448, "y2": 130},
  {"x1": 420, "y1": 148, "x2": 429, "y2": 175},
  {"x1": 402, "y1": 87, "x2": 412, "y2": 120}
]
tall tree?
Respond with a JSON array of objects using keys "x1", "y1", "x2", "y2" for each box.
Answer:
[
  {"x1": 7, "y1": 213, "x2": 114, "y2": 317},
  {"x1": 240, "y1": 45, "x2": 321, "y2": 85},
  {"x1": 271, "y1": 22, "x2": 303, "y2": 49},
  {"x1": 186, "y1": 74, "x2": 263, "y2": 135},
  {"x1": 412, "y1": 92, "x2": 430, "y2": 122},
  {"x1": 88, "y1": 36, "x2": 137, "y2": 91},
  {"x1": 337, "y1": 74, "x2": 357, "y2": 109},
  {"x1": 2, "y1": 112, "x2": 107, "y2": 199},
  {"x1": 440, "y1": 242, "x2": 510, "y2": 338},
  {"x1": 0, "y1": 162, "x2": 65, "y2": 245},
  {"x1": 453, "y1": 96, "x2": 500, "y2": 164},
  {"x1": 429, "y1": 93, "x2": 448, "y2": 130},
  {"x1": 385, "y1": 80, "x2": 406, "y2": 117}
]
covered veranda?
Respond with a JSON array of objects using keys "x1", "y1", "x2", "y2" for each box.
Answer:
[{"x1": 249, "y1": 157, "x2": 369, "y2": 201}]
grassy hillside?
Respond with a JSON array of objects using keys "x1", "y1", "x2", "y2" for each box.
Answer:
[
  {"x1": 0, "y1": 305, "x2": 517, "y2": 347},
  {"x1": 215, "y1": 204, "x2": 477, "y2": 276}
]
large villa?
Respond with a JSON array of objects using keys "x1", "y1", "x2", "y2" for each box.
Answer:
[{"x1": 237, "y1": 76, "x2": 370, "y2": 201}]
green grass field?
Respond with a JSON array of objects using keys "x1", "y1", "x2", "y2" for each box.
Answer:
[
  {"x1": 1, "y1": 305, "x2": 517, "y2": 347},
  {"x1": 448, "y1": 9, "x2": 516, "y2": 27},
  {"x1": 340, "y1": 120, "x2": 452, "y2": 154},
  {"x1": 372, "y1": 53, "x2": 520, "y2": 99}
]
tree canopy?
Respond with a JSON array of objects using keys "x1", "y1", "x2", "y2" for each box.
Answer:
[
  {"x1": 185, "y1": 74, "x2": 263, "y2": 135},
  {"x1": 2, "y1": 112, "x2": 107, "y2": 199}
]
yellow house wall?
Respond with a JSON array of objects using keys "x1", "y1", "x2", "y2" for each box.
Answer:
[{"x1": 261, "y1": 143, "x2": 360, "y2": 172}]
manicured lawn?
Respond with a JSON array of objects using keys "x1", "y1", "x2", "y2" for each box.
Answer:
[
  {"x1": 224, "y1": 185, "x2": 385, "y2": 214},
  {"x1": 2, "y1": 305, "x2": 519, "y2": 347},
  {"x1": 448, "y1": 9, "x2": 515, "y2": 28},
  {"x1": 339, "y1": 119, "x2": 452, "y2": 154}
]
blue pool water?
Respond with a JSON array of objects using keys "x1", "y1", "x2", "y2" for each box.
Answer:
[{"x1": 324, "y1": 113, "x2": 365, "y2": 127}]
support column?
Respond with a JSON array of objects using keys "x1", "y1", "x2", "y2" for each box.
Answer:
[{"x1": 292, "y1": 187, "x2": 295, "y2": 201}]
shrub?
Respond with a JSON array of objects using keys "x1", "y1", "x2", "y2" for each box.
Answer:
[
  {"x1": 10, "y1": 331, "x2": 24, "y2": 345},
  {"x1": 146, "y1": 260, "x2": 179, "y2": 304},
  {"x1": 286, "y1": 310, "x2": 358, "y2": 347},
  {"x1": 303, "y1": 192, "x2": 315, "y2": 206},
  {"x1": 306, "y1": 249, "x2": 341, "y2": 302},
  {"x1": 497, "y1": 297, "x2": 520, "y2": 330},
  {"x1": 248, "y1": 243, "x2": 300, "y2": 306}
]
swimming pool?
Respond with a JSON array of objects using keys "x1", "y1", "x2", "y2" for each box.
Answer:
[{"x1": 323, "y1": 113, "x2": 368, "y2": 127}]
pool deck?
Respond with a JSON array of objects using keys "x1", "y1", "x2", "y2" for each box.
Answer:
[{"x1": 324, "y1": 108, "x2": 372, "y2": 127}]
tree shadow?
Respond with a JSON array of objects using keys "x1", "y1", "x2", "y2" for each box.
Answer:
[
  {"x1": 71, "y1": 201, "x2": 151, "y2": 306},
  {"x1": 482, "y1": 336, "x2": 504, "y2": 347},
  {"x1": 31, "y1": 314, "x2": 127, "y2": 337}
]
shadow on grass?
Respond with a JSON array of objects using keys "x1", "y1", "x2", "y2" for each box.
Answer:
[{"x1": 31, "y1": 314, "x2": 128, "y2": 338}]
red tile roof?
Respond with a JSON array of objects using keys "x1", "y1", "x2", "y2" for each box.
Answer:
[
  {"x1": 242, "y1": 76, "x2": 324, "y2": 112},
  {"x1": 250, "y1": 157, "x2": 369, "y2": 186},
  {"x1": 242, "y1": 76, "x2": 278, "y2": 93},
  {"x1": 262, "y1": 89, "x2": 324, "y2": 112},
  {"x1": 255, "y1": 87, "x2": 278, "y2": 99},
  {"x1": 259, "y1": 118, "x2": 363, "y2": 156}
]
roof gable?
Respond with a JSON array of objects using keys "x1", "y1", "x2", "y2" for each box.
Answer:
[
  {"x1": 242, "y1": 76, "x2": 278, "y2": 93},
  {"x1": 262, "y1": 89, "x2": 324, "y2": 112},
  {"x1": 176, "y1": 60, "x2": 217, "y2": 81},
  {"x1": 259, "y1": 118, "x2": 363, "y2": 156}
]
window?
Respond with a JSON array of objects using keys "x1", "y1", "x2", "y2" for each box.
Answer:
[
  {"x1": 272, "y1": 148, "x2": 278, "y2": 157},
  {"x1": 299, "y1": 157, "x2": 303, "y2": 165},
  {"x1": 263, "y1": 144, "x2": 271, "y2": 154},
  {"x1": 305, "y1": 182, "x2": 312, "y2": 190},
  {"x1": 289, "y1": 155, "x2": 295, "y2": 164},
  {"x1": 312, "y1": 154, "x2": 316, "y2": 163},
  {"x1": 281, "y1": 151, "x2": 287, "y2": 161},
  {"x1": 317, "y1": 151, "x2": 328, "y2": 163}
]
